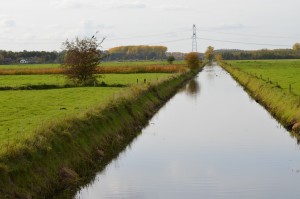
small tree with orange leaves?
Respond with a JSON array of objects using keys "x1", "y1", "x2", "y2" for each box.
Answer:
[{"x1": 185, "y1": 52, "x2": 201, "y2": 70}]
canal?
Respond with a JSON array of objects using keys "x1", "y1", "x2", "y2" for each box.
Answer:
[{"x1": 76, "y1": 64, "x2": 300, "y2": 199}]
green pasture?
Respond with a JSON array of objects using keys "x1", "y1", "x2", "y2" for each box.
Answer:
[
  {"x1": 0, "y1": 72, "x2": 175, "y2": 152},
  {"x1": 227, "y1": 60, "x2": 300, "y2": 95},
  {"x1": 0, "y1": 73, "x2": 174, "y2": 87},
  {"x1": 0, "y1": 87, "x2": 121, "y2": 147}
]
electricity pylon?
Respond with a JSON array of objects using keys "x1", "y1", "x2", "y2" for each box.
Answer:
[{"x1": 192, "y1": 24, "x2": 197, "y2": 52}]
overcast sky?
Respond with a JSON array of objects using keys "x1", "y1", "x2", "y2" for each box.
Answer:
[{"x1": 0, "y1": 0, "x2": 300, "y2": 52}]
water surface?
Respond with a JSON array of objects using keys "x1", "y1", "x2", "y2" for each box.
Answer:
[{"x1": 76, "y1": 64, "x2": 300, "y2": 199}]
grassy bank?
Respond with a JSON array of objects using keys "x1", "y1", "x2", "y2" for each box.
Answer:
[
  {"x1": 227, "y1": 60, "x2": 300, "y2": 95},
  {"x1": 0, "y1": 65, "x2": 203, "y2": 198},
  {"x1": 218, "y1": 61, "x2": 300, "y2": 134}
]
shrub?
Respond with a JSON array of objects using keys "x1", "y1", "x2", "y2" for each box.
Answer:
[
  {"x1": 62, "y1": 36, "x2": 105, "y2": 85},
  {"x1": 185, "y1": 52, "x2": 201, "y2": 69}
]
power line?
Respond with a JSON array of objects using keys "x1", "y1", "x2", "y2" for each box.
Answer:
[
  {"x1": 0, "y1": 26, "x2": 295, "y2": 49},
  {"x1": 197, "y1": 37, "x2": 291, "y2": 47},
  {"x1": 196, "y1": 28, "x2": 300, "y2": 40},
  {"x1": 192, "y1": 25, "x2": 197, "y2": 52},
  {"x1": 108, "y1": 30, "x2": 191, "y2": 41},
  {"x1": 145, "y1": 38, "x2": 191, "y2": 45}
]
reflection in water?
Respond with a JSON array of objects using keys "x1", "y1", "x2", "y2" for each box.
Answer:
[
  {"x1": 75, "y1": 64, "x2": 300, "y2": 199},
  {"x1": 186, "y1": 79, "x2": 200, "y2": 96}
]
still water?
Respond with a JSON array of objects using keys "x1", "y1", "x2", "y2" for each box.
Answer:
[{"x1": 76, "y1": 64, "x2": 300, "y2": 199}]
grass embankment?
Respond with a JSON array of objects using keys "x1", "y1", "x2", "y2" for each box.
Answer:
[
  {"x1": 219, "y1": 60, "x2": 300, "y2": 134},
  {"x1": 227, "y1": 60, "x2": 300, "y2": 95},
  {"x1": 0, "y1": 65, "x2": 203, "y2": 198}
]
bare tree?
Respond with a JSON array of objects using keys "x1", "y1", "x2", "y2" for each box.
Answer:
[{"x1": 62, "y1": 36, "x2": 105, "y2": 85}]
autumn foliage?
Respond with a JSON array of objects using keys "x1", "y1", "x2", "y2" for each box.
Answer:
[{"x1": 185, "y1": 52, "x2": 201, "y2": 70}]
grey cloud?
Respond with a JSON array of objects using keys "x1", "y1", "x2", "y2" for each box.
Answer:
[
  {"x1": 51, "y1": 0, "x2": 91, "y2": 9},
  {"x1": 158, "y1": 5, "x2": 191, "y2": 11},
  {"x1": 113, "y1": 1, "x2": 147, "y2": 9},
  {"x1": 208, "y1": 24, "x2": 246, "y2": 31},
  {"x1": 0, "y1": 19, "x2": 16, "y2": 28}
]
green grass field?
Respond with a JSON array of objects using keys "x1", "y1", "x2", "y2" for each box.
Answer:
[
  {"x1": 0, "y1": 61, "x2": 182, "y2": 155},
  {"x1": 0, "y1": 73, "x2": 174, "y2": 87},
  {"x1": 227, "y1": 60, "x2": 300, "y2": 95},
  {"x1": 0, "y1": 71, "x2": 176, "y2": 153},
  {"x1": 0, "y1": 87, "x2": 121, "y2": 146}
]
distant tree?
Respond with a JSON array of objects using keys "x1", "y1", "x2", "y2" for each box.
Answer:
[
  {"x1": 293, "y1": 43, "x2": 300, "y2": 51},
  {"x1": 205, "y1": 46, "x2": 215, "y2": 62},
  {"x1": 62, "y1": 36, "x2": 105, "y2": 85},
  {"x1": 0, "y1": 54, "x2": 4, "y2": 64},
  {"x1": 185, "y1": 52, "x2": 201, "y2": 70},
  {"x1": 215, "y1": 54, "x2": 223, "y2": 62},
  {"x1": 108, "y1": 45, "x2": 167, "y2": 60},
  {"x1": 216, "y1": 48, "x2": 300, "y2": 60},
  {"x1": 167, "y1": 55, "x2": 175, "y2": 64}
]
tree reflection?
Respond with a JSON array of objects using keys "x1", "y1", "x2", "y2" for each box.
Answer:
[{"x1": 186, "y1": 79, "x2": 200, "y2": 96}]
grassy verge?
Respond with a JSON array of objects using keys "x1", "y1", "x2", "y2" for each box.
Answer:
[
  {"x1": 218, "y1": 61, "x2": 300, "y2": 134},
  {"x1": 0, "y1": 65, "x2": 204, "y2": 198},
  {"x1": 226, "y1": 60, "x2": 300, "y2": 95}
]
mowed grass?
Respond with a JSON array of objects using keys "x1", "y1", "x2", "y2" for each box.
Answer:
[
  {"x1": 227, "y1": 60, "x2": 300, "y2": 95},
  {"x1": 0, "y1": 61, "x2": 181, "y2": 153},
  {"x1": 0, "y1": 72, "x2": 176, "y2": 152},
  {"x1": 0, "y1": 87, "x2": 121, "y2": 148},
  {"x1": 0, "y1": 73, "x2": 174, "y2": 87}
]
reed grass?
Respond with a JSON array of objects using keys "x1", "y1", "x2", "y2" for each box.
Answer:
[{"x1": 0, "y1": 64, "x2": 187, "y2": 75}]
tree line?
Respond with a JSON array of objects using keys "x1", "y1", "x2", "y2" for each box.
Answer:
[
  {"x1": 0, "y1": 50, "x2": 66, "y2": 64},
  {"x1": 1, "y1": 43, "x2": 299, "y2": 65},
  {"x1": 215, "y1": 48, "x2": 300, "y2": 60},
  {"x1": 107, "y1": 46, "x2": 168, "y2": 61}
]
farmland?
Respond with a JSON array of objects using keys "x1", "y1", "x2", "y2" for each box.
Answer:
[
  {"x1": 0, "y1": 62, "x2": 181, "y2": 155},
  {"x1": 227, "y1": 60, "x2": 300, "y2": 95},
  {"x1": 0, "y1": 58, "x2": 202, "y2": 198},
  {"x1": 0, "y1": 87, "x2": 121, "y2": 152},
  {"x1": 0, "y1": 62, "x2": 186, "y2": 75},
  {"x1": 0, "y1": 73, "x2": 174, "y2": 88},
  {"x1": 0, "y1": 60, "x2": 184, "y2": 70}
]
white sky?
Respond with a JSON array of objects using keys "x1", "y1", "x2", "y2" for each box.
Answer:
[{"x1": 0, "y1": 0, "x2": 300, "y2": 52}]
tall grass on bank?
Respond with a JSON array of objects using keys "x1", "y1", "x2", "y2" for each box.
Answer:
[
  {"x1": 219, "y1": 61, "x2": 300, "y2": 133},
  {"x1": 0, "y1": 65, "x2": 203, "y2": 198},
  {"x1": 0, "y1": 61, "x2": 185, "y2": 70},
  {"x1": 0, "y1": 65, "x2": 187, "y2": 75}
]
